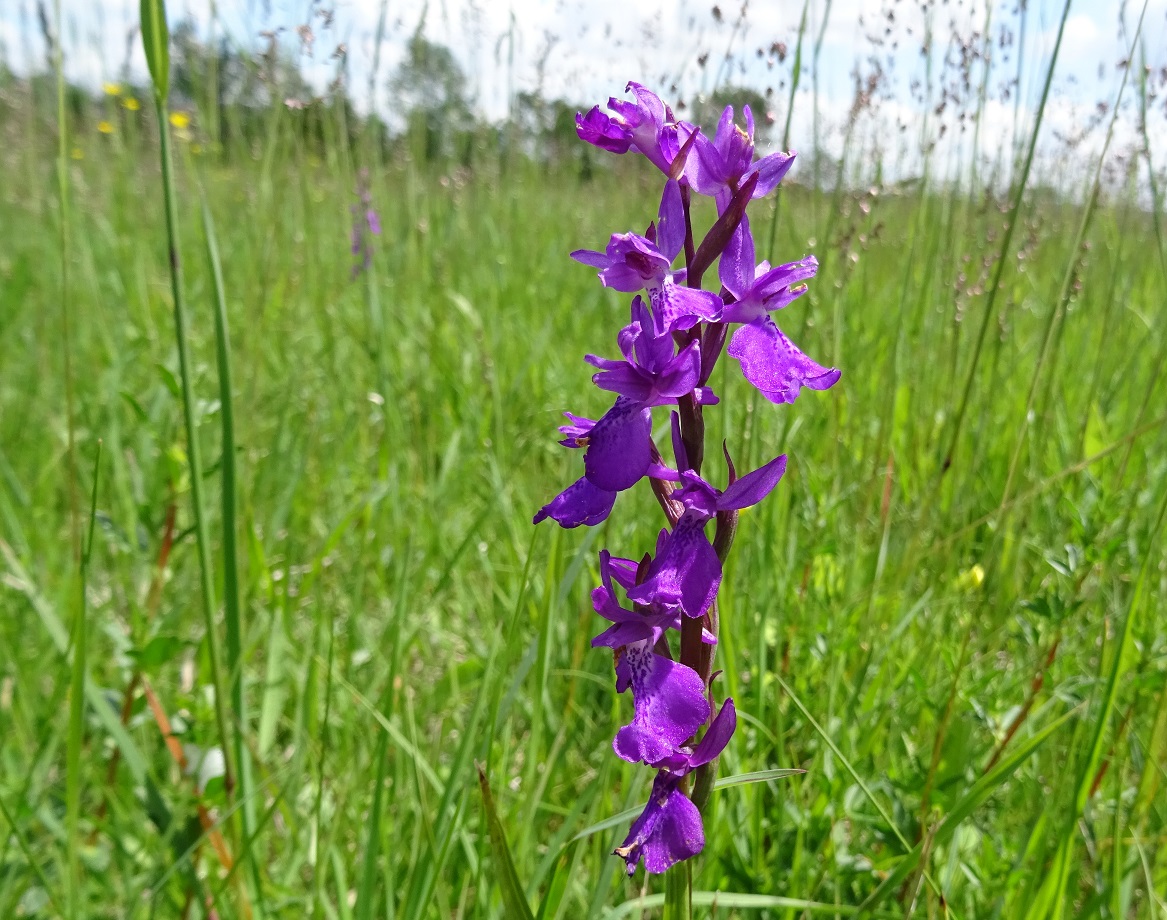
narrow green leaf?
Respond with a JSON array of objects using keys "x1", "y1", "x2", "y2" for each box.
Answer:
[
  {"x1": 354, "y1": 719, "x2": 391, "y2": 920},
  {"x1": 606, "y1": 891, "x2": 903, "y2": 919},
  {"x1": 571, "y1": 768, "x2": 803, "y2": 844},
  {"x1": 860, "y1": 706, "x2": 1075, "y2": 911},
  {"x1": 711, "y1": 768, "x2": 804, "y2": 790},
  {"x1": 66, "y1": 443, "x2": 100, "y2": 918},
  {"x1": 534, "y1": 840, "x2": 577, "y2": 920},
  {"x1": 200, "y1": 186, "x2": 265, "y2": 915},
  {"x1": 140, "y1": 0, "x2": 170, "y2": 99},
  {"x1": 477, "y1": 763, "x2": 535, "y2": 920}
]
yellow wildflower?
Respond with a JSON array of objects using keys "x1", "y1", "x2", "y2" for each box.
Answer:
[
  {"x1": 103, "y1": 82, "x2": 122, "y2": 96},
  {"x1": 169, "y1": 111, "x2": 192, "y2": 129},
  {"x1": 71, "y1": 146, "x2": 84, "y2": 160},
  {"x1": 97, "y1": 120, "x2": 114, "y2": 135},
  {"x1": 123, "y1": 97, "x2": 140, "y2": 111},
  {"x1": 954, "y1": 564, "x2": 986, "y2": 592}
]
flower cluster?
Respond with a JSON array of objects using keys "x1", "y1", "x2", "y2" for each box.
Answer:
[
  {"x1": 351, "y1": 167, "x2": 382, "y2": 278},
  {"x1": 535, "y1": 83, "x2": 839, "y2": 876}
]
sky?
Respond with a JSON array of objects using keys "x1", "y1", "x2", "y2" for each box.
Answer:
[{"x1": 3, "y1": 0, "x2": 1166, "y2": 186}]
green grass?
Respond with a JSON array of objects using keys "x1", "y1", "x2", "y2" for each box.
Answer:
[{"x1": 1, "y1": 51, "x2": 1167, "y2": 920}]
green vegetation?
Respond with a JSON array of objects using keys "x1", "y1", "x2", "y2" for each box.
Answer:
[{"x1": 1, "y1": 5, "x2": 1166, "y2": 918}]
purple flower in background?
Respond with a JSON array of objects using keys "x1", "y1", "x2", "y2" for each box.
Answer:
[
  {"x1": 350, "y1": 167, "x2": 382, "y2": 279},
  {"x1": 576, "y1": 82, "x2": 695, "y2": 175},
  {"x1": 572, "y1": 180, "x2": 722, "y2": 334},
  {"x1": 615, "y1": 700, "x2": 737, "y2": 875},
  {"x1": 686, "y1": 105, "x2": 795, "y2": 210},
  {"x1": 719, "y1": 216, "x2": 841, "y2": 403}
]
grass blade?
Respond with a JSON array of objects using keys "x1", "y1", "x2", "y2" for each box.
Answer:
[
  {"x1": 200, "y1": 186, "x2": 265, "y2": 913},
  {"x1": 477, "y1": 763, "x2": 535, "y2": 920},
  {"x1": 66, "y1": 442, "x2": 101, "y2": 918},
  {"x1": 143, "y1": 0, "x2": 236, "y2": 801},
  {"x1": 860, "y1": 706, "x2": 1076, "y2": 911},
  {"x1": 354, "y1": 710, "x2": 391, "y2": 920},
  {"x1": 139, "y1": 0, "x2": 170, "y2": 100},
  {"x1": 606, "y1": 891, "x2": 903, "y2": 918}
]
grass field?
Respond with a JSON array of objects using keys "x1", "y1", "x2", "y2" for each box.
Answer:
[{"x1": 2, "y1": 7, "x2": 1167, "y2": 917}]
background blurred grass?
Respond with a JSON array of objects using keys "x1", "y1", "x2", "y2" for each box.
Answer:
[{"x1": 1, "y1": 2, "x2": 1167, "y2": 917}]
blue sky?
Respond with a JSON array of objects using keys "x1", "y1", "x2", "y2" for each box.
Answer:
[{"x1": 4, "y1": 0, "x2": 1165, "y2": 184}]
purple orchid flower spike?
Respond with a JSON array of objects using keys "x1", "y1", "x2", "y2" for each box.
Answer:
[
  {"x1": 687, "y1": 105, "x2": 795, "y2": 211},
  {"x1": 576, "y1": 82, "x2": 696, "y2": 175},
  {"x1": 572, "y1": 181, "x2": 723, "y2": 335},
  {"x1": 615, "y1": 699, "x2": 737, "y2": 875},
  {"x1": 719, "y1": 216, "x2": 841, "y2": 404},
  {"x1": 537, "y1": 83, "x2": 838, "y2": 878}
]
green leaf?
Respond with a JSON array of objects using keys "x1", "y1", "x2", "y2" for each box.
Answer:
[
  {"x1": 534, "y1": 840, "x2": 577, "y2": 920},
  {"x1": 606, "y1": 891, "x2": 903, "y2": 918},
  {"x1": 477, "y1": 763, "x2": 535, "y2": 920},
  {"x1": 155, "y1": 362, "x2": 180, "y2": 398},
  {"x1": 711, "y1": 768, "x2": 804, "y2": 790},
  {"x1": 140, "y1": 0, "x2": 170, "y2": 99},
  {"x1": 132, "y1": 634, "x2": 188, "y2": 671},
  {"x1": 571, "y1": 769, "x2": 803, "y2": 844},
  {"x1": 859, "y1": 706, "x2": 1075, "y2": 912}
]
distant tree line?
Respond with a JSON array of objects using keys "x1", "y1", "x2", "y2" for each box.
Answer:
[{"x1": 0, "y1": 18, "x2": 770, "y2": 175}]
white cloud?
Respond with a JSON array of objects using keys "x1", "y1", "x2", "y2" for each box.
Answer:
[{"x1": 4, "y1": 0, "x2": 1164, "y2": 190}]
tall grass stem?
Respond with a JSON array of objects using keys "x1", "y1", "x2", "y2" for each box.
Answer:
[{"x1": 149, "y1": 87, "x2": 236, "y2": 796}]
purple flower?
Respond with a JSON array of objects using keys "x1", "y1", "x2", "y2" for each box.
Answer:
[
  {"x1": 628, "y1": 417, "x2": 788, "y2": 618},
  {"x1": 350, "y1": 169, "x2": 382, "y2": 278},
  {"x1": 615, "y1": 699, "x2": 737, "y2": 875},
  {"x1": 627, "y1": 514, "x2": 724, "y2": 621},
  {"x1": 572, "y1": 180, "x2": 722, "y2": 335},
  {"x1": 532, "y1": 407, "x2": 679, "y2": 527},
  {"x1": 591, "y1": 549, "x2": 717, "y2": 652},
  {"x1": 591, "y1": 550, "x2": 681, "y2": 649},
  {"x1": 532, "y1": 476, "x2": 616, "y2": 528},
  {"x1": 686, "y1": 105, "x2": 795, "y2": 210},
  {"x1": 587, "y1": 297, "x2": 719, "y2": 407},
  {"x1": 718, "y1": 216, "x2": 841, "y2": 403},
  {"x1": 576, "y1": 82, "x2": 695, "y2": 175},
  {"x1": 611, "y1": 640, "x2": 709, "y2": 765}
]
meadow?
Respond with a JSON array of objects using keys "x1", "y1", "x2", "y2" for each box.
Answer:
[{"x1": 1, "y1": 4, "x2": 1167, "y2": 918}]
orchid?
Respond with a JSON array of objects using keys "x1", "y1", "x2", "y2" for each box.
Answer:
[
  {"x1": 572, "y1": 180, "x2": 723, "y2": 334},
  {"x1": 575, "y1": 82, "x2": 695, "y2": 176},
  {"x1": 686, "y1": 104, "x2": 795, "y2": 211},
  {"x1": 720, "y1": 216, "x2": 841, "y2": 403},
  {"x1": 535, "y1": 83, "x2": 839, "y2": 879},
  {"x1": 615, "y1": 700, "x2": 737, "y2": 875}
]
